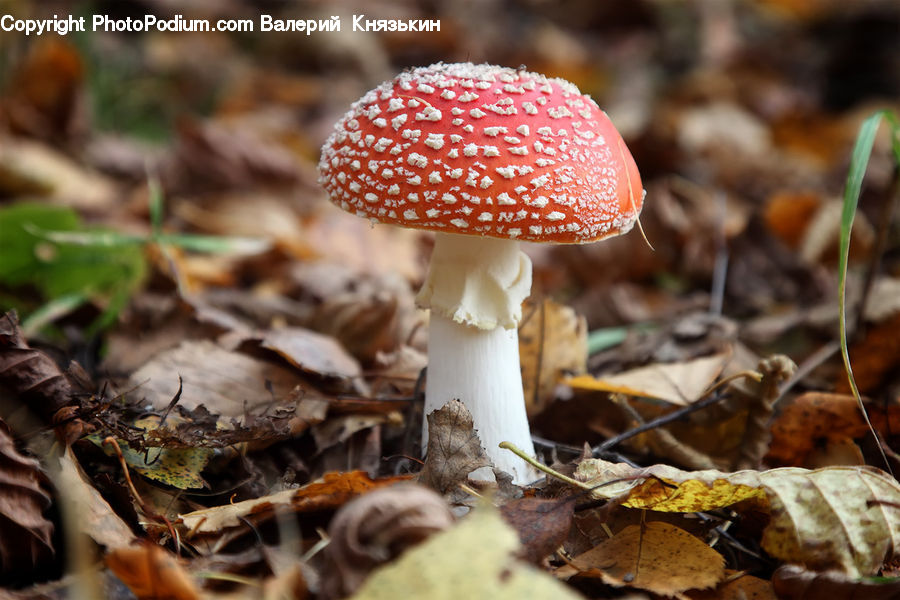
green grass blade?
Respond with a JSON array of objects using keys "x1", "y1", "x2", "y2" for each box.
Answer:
[
  {"x1": 155, "y1": 233, "x2": 271, "y2": 255},
  {"x1": 838, "y1": 110, "x2": 894, "y2": 475},
  {"x1": 21, "y1": 293, "x2": 90, "y2": 336},
  {"x1": 148, "y1": 177, "x2": 165, "y2": 236}
]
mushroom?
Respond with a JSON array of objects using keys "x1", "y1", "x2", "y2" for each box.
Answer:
[{"x1": 318, "y1": 63, "x2": 643, "y2": 483}]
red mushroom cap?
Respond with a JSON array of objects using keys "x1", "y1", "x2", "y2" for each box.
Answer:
[{"x1": 318, "y1": 62, "x2": 643, "y2": 244}]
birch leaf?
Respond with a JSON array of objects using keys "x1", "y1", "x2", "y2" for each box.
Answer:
[{"x1": 576, "y1": 459, "x2": 900, "y2": 576}]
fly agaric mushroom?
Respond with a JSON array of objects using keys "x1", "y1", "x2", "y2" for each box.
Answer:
[{"x1": 318, "y1": 63, "x2": 643, "y2": 483}]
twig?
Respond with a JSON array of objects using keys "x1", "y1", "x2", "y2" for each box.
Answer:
[
  {"x1": 102, "y1": 437, "x2": 180, "y2": 551},
  {"x1": 590, "y1": 371, "x2": 762, "y2": 456}
]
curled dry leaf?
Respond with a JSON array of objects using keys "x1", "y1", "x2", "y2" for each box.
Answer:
[
  {"x1": 105, "y1": 543, "x2": 200, "y2": 600},
  {"x1": 320, "y1": 483, "x2": 454, "y2": 600},
  {"x1": 418, "y1": 400, "x2": 491, "y2": 495},
  {"x1": 557, "y1": 521, "x2": 725, "y2": 598},
  {"x1": 0, "y1": 420, "x2": 54, "y2": 576},
  {"x1": 55, "y1": 447, "x2": 135, "y2": 549},
  {"x1": 575, "y1": 458, "x2": 900, "y2": 577},
  {"x1": 0, "y1": 310, "x2": 88, "y2": 443},
  {"x1": 349, "y1": 504, "x2": 583, "y2": 600}
]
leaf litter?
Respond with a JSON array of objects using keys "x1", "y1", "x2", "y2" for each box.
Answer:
[{"x1": 1, "y1": 2, "x2": 900, "y2": 599}]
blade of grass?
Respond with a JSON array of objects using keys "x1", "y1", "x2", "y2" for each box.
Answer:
[
  {"x1": 838, "y1": 110, "x2": 898, "y2": 476},
  {"x1": 21, "y1": 293, "x2": 90, "y2": 336},
  {"x1": 148, "y1": 176, "x2": 164, "y2": 236}
]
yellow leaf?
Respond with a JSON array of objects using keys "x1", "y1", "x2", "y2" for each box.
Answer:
[
  {"x1": 351, "y1": 504, "x2": 583, "y2": 600},
  {"x1": 575, "y1": 458, "x2": 900, "y2": 577},
  {"x1": 558, "y1": 521, "x2": 725, "y2": 598}
]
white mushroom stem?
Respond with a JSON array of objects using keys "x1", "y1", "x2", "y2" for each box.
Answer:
[{"x1": 417, "y1": 232, "x2": 539, "y2": 483}]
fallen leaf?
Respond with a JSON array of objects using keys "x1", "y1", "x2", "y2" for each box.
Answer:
[
  {"x1": 180, "y1": 471, "x2": 410, "y2": 536},
  {"x1": 320, "y1": 484, "x2": 454, "y2": 600},
  {"x1": 688, "y1": 571, "x2": 777, "y2": 599},
  {"x1": 2, "y1": 39, "x2": 85, "y2": 142},
  {"x1": 558, "y1": 521, "x2": 725, "y2": 598},
  {"x1": 766, "y1": 392, "x2": 869, "y2": 467},
  {"x1": 567, "y1": 353, "x2": 729, "y2": 405},
  {"x1": 172, "y1": 117, "x2": 301, "y2": 191},
  {"x1": 0, "y1": 420, "x2": 54, "y2": 575},
  {"x1": 304, "y1": 207, "x2": 424, "y2": 282},
  {"x1": 312, "y1": 414, "x2": 391, "y2": 453},
  {"x1": 772, "y1": 564, "x2": 900, "y2": 600},
  {"x1": 259, "y1": 327, "x2": 362, "y2": 379},
  {"x1": 835, "y1": 312, "x2": 900, "y2": 395},
  {"x1": 92, "y1": 415, "x2": 214, "y2": 490},
  {"x1": 349, "y1": 504, "x2": 583, "y2": 600},
  {"x1": 418, "y1": 400, "x2": 491, "y2": 495},
  {"x1": 0, "y1": 310, "x2": 87, "y2": 443},
  {"x1": 0, "y1": 138, "x2": 115, "y2": 210},
  {"x1": 519, "y1": 299, "x2": 587, "y2": 416},
  {"x1": 105, "y1": 543, "x2": 200, "y2": 600},
  {"x1": 128, "y1": 340, "x2": 301, "y2": 417},
  {"x1": 55, "y1": 447, "x2": 135, "y2": 549},
  {"x1": 575, "y1": 458, "x2": 900, "y2": 577},
  {"x1": 499, "y1": 496, "x2": 577, "y2": 564}
]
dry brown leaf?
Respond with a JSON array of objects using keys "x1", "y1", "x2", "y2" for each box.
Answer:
[
  {"x1": 105, "y1": 543, "x2": 200, "y2": 600},
  {"x1": 320, "y1": 484, "x2": 454, "y2": 600},
  {"x1": 558, "y1": 521, "x2": 725, "y2": 598},
  {"x1": 0, "y1": 420, "x2": 54, "y2": 576},
  {"x1": 304, "y1": 207, "x2": 425, "y2": 282},
  {"x1": 312, "y1": 414, "x2": 391, "y2": 453},
  {"x1": 567, "y1": 353, "x2": 730, "y2": 406},
  {"x1": 173, "y1": 193, "x2": 307, "y2": 256},
  {"x1": 767, "y1": 191, "x2": 875, "y2": 266},
  {"x1": 418, "y1": 400, "x2": 491, "y2": 495},
  {"x1": 576, "y1": 458, "x2": 900, "y2": 576},
  {"x1": 835, "y1": 312, "x2": 900, "y2": 395},
  {"x1": 180, "y1": 471, "x2": 410, "y2": 537},
  {"x1": 0, "y1": 311, "x2": 88, "y2": 443},
  {"x1": 499, "y1": 496, "x2": 577, "y2": 564},
  {"x1": 0, "y1": 138, "x2": 115, "y2": 210},
  {"x1": 688, "y1": 571, "x2": 777, "y2": 599},
  {"x1": 128, "y1": 340, "x2": 301, "y2": 417},
  {"x1": 766, "y1": 392, "x2": 869, "y2": 467},
  {"x1": 1, "y1": 39, "x2": 85, "y2": 142},
  {"x1": 172, "y1": 117, "x2": 301, "y2": 191},
  {"x1": 55, "y1": 447, "x2": 135, "y2": 549},
  {"x1": 259, "y1": 327, "x2": 362, "y2": 379},
  {"x1": 519, "y1": 299, "x2": 587, "y2": 416},
  {"x1": 772, "y1": 564, "x2": 900, "y2": 600},
  {"x1": 764, "y1": 191, "x2": 823, "y2": 250}
]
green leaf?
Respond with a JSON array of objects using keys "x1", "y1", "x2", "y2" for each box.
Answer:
[{"x1": 0, "y1": 202, "x2": 146, "y2": 323}]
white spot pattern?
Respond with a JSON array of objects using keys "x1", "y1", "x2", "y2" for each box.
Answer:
[{"x1": 318, "y1": 62, "x2": 642, "y2": 243}]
